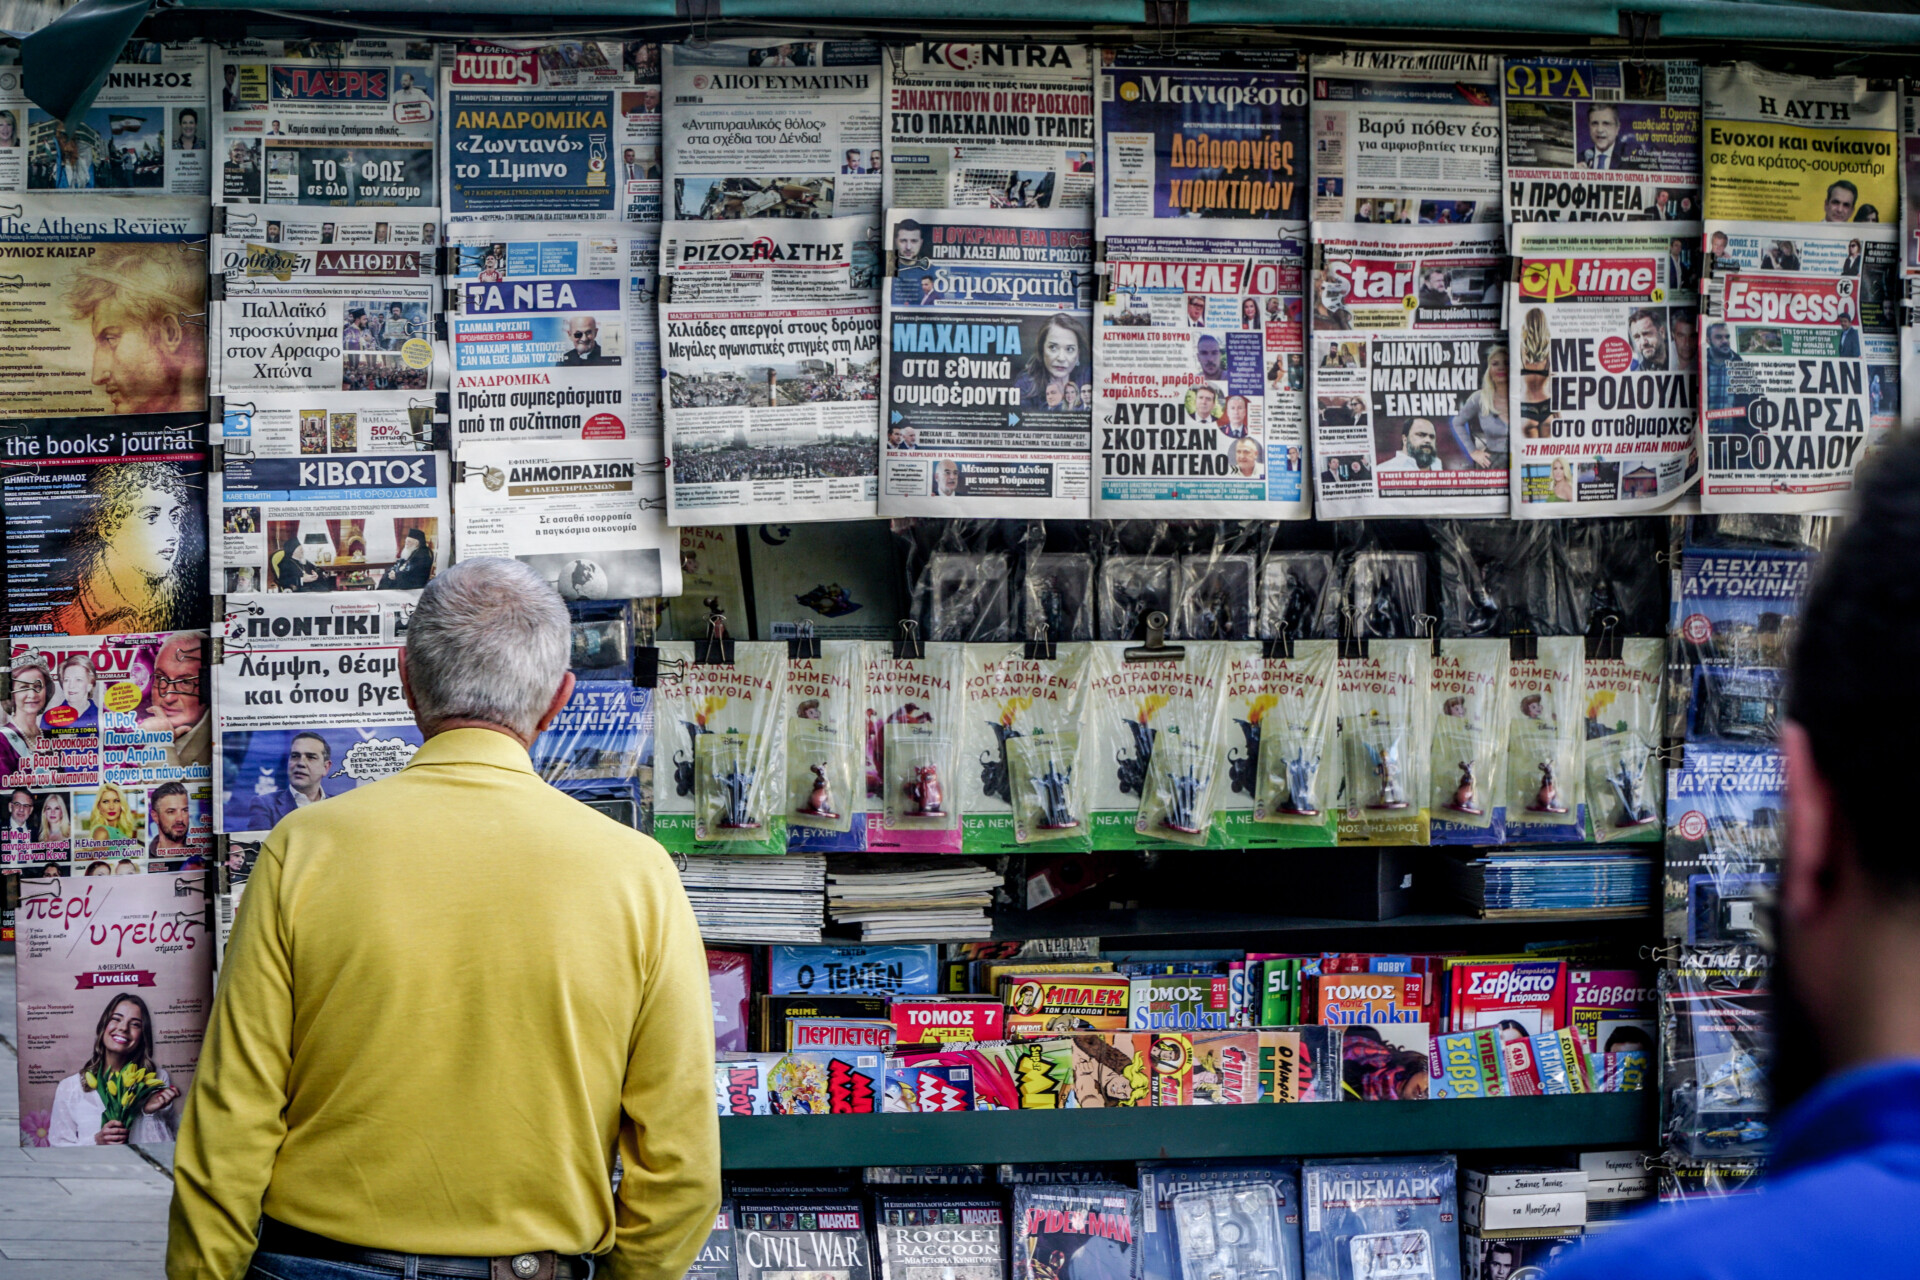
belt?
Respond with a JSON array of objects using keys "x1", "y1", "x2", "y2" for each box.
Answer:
[{"x1": 258, "y1": 1218, "x2": 597, "y2": 1280}]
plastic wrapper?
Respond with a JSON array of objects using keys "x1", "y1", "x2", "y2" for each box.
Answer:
[
  {"x1": 895, "y1": 519, "x2": 1037, "y2": 643},
  {"x1": 530, "y1": 680, "x2": 650, "y2": 829},
  {"x1": 1583, "y1": 637, "x2": 1665, "y2": 843},
  {"x1": 1655, "y1": 1158, "x2": 1763, "y2": 1206},
  {"x1": 1659, "y1": 948, "x2": 1771, "y2": 1160},
  {"x1": 1100, "y1": 555, "x2": 1179, "y2": 641},
  {"x1": 1558, "y1": 518, "x2": 1669, "y2": 638},
  {"x1": 1173, "y1": 1184, "x2": 1293, "y2": 1280},
  {"x1": 1335, "y1": 640, "x2": 1432, "y2": 846},
  {"x1": 1430, "y1": 520, "x2": 1583, "y2": 638},
  {"x1": 1662, "y1": 747, "x2": 1781, "y2": 944},
  {"x1": 1428, "y1": 639, "x2": 1511, "y2": 844},
  {"x1": 1504, "y1": 637, "x2": 1587, "y2": 840},
  {"x1": 568, "y1": 600, "x2": 635, "y2": 679},
  {"x1": 1012, "y1": 1185, "x2": 1143, "y2": 1280},
  {"x1": 1083, "y1": 641, "x2": 1232, "y2": 850},
  {"x1": 1667, "y1": 538, "x2": 1813, "y2": 744},
  {"x1": 865, "y1": 641, "x2": 964, "y2": 852},
  {"x1": 1178, "y1": 554, "x2": 1259, "y2": 640},
  {"x1": 1024, "y1": 552, "x2": 1097, "y2": 642},
  {"x1": 1336, "y1": 551, "x2": 1427, "y2": 641},
  {"x1": 1301, "y1": 1155, "x2": 1460, "y2": 1280},
  {"x1": 654, "y1": 641, "x2": 789, "y2": 855},
  {"x1": 786, "y1": 641, "x2": 867, "y2": 852},
  {"x1": 1259, "y1": 553, "x2": 1336, "y2": 642},
  {"x1": 960, "y1": 643, "x2": 1094, "y2": 854},
  {"x1": 1139, "y1": 1160, "x2": 1303, "y2": 1280},
  {"x1": 1215, "y1": 641, "x2": 1339, "y2": 848}
]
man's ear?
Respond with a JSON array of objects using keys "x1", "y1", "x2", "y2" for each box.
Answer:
[
  {"x1": 398, "y1": 648, "x2": 419, "y2": 719},
  {"x1": 1782, "y1": 720, "x2": 1842, "y2": 928},
  {"x1": 533, "y1": 671, "x2": 576, "y2": 737}
]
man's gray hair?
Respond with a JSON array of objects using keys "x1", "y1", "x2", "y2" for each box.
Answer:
[{"x1": 405, "y1": 558, "x2": 570, "y2": 737}]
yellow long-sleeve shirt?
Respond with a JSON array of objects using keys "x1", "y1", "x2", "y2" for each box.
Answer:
[{"x1": 168, "y1": 728, "x2": 720, "y2": 1280}]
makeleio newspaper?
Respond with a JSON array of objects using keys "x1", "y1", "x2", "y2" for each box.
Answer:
[
  {"x1": 1503, "y1": 57, "x2": 1701, "y2": 223},
  {"x1": 454, "y1": 437, "x2": 681, "y2": 600},
  {"x1": 883, "y1": 42, "x2": 1094, "y2": 210},
  {"x1": 1308, "y1": 222, "x2": 1507, "y2": 518},
  {"x1": 213, "y1": 39, "x2": 437, "y2": 208},
  {"x1": 664, "y1": 38, "x2": 882, "y2": 221},
  {"x1": 0, "y1": 196, "x2": 208, "y2": 418},
  {"x1": 0, "y1": 41, "x2": 208, "y2": 194},
  {"x1": 1701, "y1": 218, "x2": 1895, "y2": 512},
  {"x1": 1096, "y1": 47, "x2": 1307, "y2": 222},
  {"x1": 1508, "y1": 224, "x2": 1701, "y2": 517},
  {"x1": 446, "y1": 220, "x2": 656, "y2": 449},
  {"x1": 1308, "y1": 52, "x2": 1502, "y2": 225},
  {"x1": 213, "y1": 592, "x2": 419, "y2": 837},
  {"x1": 659, "y1": 214, "x2": 881, "y2": 524},
  {"x1": 880, "y1": 208, "x2": 1092, "y2": 517},
  {"x1": 1702, "y1": 63, "x2": 1897, "y2": 223},
  {"x1": 1094, "y1": 218, "x2": 1309, "y2": 519}
]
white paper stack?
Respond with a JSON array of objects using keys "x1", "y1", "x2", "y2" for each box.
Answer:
[
  {"x1": 826, "y1": 858, "x2": 1001, "y2": 941},
  {"x1": 675, "y1": 853, "x2": 827, "y2": 944}
]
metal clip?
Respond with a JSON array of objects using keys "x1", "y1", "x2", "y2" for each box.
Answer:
[
  {"x1": 1024, "y1": 620, "x2": 1056, "y2": 662},
  {"x1": 632, "y1": 647, "x2": 683, "y2": 689},
  {"x1": 1640, "y1": 942, "x2": 1682, "y2": 965},
  {"x1": 892, "y1": 618, "x2": 925, "y2": 661},
  {"x1": 1261, "y1": 628, "x2": 1295, "y2": 660},
  {"x1": 1338, "y1": 604, "x2": 1367, "y2": 661},
  {"x1": 1586, "y1": 612, "x2": 1623, "y2": 662},
  {"x1": 1125, "y1": 611, "x2": 1184, "y2": 662},
  {"x1": 787, "y1": 621, "x2": 821, "y2": 661},
  {"x1": 695, "y1": 612, "x2": 734, "y2": 666},
  {"x1": 1416, "y1": 612, "x2": 1441, "y2": 659}
]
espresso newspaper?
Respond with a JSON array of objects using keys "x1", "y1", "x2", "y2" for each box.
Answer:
[
  {"x1": 880, "y1": 208, "x2": 1093, "y2": 517},
  {"x1": 1308, "y1": 52, "x2": 1502, "y2": 225},
  {"x1": 1702, "y1": 63, "x2": 1897, "y2": 224},
  {"x1": 0, "y1": 42, "x2": 209, "y2": 195},
  {"x1": 659, "y1": 215, "x2": 881, "y2": 524},
  {"x1": 1094, "y1": 218, "x2": 1309, "y2": 519},
  {"x1": 1503, "y1": 57, "x2": 1701, "y2": 223},
  {"x1": 1309, "y1": 222, "x2": 1507, "y2": 518},
  {"x1": 1509, "y1": 224, "x2": 1701, "y2": 517},
  {"x1": 884, "y1": 42, "x2": 1095, "y2": 210},
  {"x1": 1096, "y1": 46, "x2": 1307, "y2": 221}
]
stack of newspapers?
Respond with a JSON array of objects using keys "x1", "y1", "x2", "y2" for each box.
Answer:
[
  {"x1": 675, "y1": 854, "x2": 826, "y2": 944},
  {"x1": 826, "y1": 858, "x2": 1002, "y2": 940}
]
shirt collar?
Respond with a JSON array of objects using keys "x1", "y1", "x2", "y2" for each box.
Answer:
[
  {"x1": 1771, "y1": 1058, "x2": 1920, "y2": 1175},
  {"x1": 403, "y1": 727, "x2": 536, "y2": 776}
]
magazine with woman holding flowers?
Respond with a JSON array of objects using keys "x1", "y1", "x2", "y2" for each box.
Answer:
[{"x1": 46, "y1": 992, "x2": 182, "y2": 1146}]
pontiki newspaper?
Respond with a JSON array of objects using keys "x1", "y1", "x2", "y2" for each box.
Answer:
[
  {"x1": 880, "y1": 208, "x2": 1093, "y2": 518},
  {"x1": 1308, "y1": 52, "x2": 1502, "y2": 225},
  {"x1": 1702, "y1": 63, "x2": 1897, "y2": 223},
  {"x1": 1503, "y1": 57, "x2": 1702, "y2": 224}
]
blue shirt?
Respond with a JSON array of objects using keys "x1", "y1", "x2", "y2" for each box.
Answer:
[{"x1": 1550, "y1": 1059, "x2": 1920, "y2": 1280}]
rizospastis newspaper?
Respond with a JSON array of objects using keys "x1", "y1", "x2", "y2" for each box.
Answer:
[
  {"x1": 0, "y1": 42, "x2": 209, "y2": 194},
  {"x1": 1701, "y1": 219, "x2": 1895, "y2": 512},
  {"x1": 454, "y1": 437, "x2": 680, "y2": 600},
  {"x1": 213, "y1": 39, "x2": 437, "y2": 208},
  {"x1": 659, "y1": 215, "x2": 880, "y2": 524},
  {"x1": 1093, "y1": 219, "x2": 1309, "y2": 518},
  {"x1": 1308, "y1": 52, "x2": 1503, "y2": 224},
  {"x1": 1905, "y1": 85, "x2": 1920, "y2": 278},
  {"x1": 211, "y1": 212, "x2": 437, "y2": 398},
  {"x1": 883, "y1": 41, "x2": 1094, "y2": 210},
  {"x1": 446, "y1": 221, "x2": 655, "y2": 449},
  {"x1": 663, "y1": 38, "x2": 881, "y2": 221},
  {"x1": 1309, "y1": 222, "x2": 1507, "y2": 517},
  {"x1": 1508, "y1": 224, "x2": 1701, "y2": 517},
  {"x1": 1096, "y1": 47, "x2": 1306, "y2": 222},
  {"x1": 879, "y1": 209, "x2": 1092, "y2": 517},
  {"x1": 1503, "y1": 57, "x2": 1701, "y2": 223},
  {"x1": 214, "y1": 592, "x2": 419, "y2": 836},
  {"x1": 1702, "y1": 64, "x2": 1897, "y2": 223}
]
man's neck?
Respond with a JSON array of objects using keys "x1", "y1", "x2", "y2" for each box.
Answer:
[{"x1": 425, "y1": 718, "x2": 534, "y2": 750}]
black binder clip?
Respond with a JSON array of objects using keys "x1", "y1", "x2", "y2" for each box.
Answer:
[
  {"x1": 1586, "y1": 613, "x2": 1623, "y2": 662},
  {"x1": 1024, "y1": 620, "x2": 1057, "y2": 662},
  {"x1": 633, "y1": 646, "x2": 661, "y2": 688},
  {"x1": 1124, "y1": 611, "x2": 1185, "y2": 663},
  {"x1": 892, "y1": 618, "x2": 925, "y2": 661},
  {"x1": 1338, "y1": 606, "x2": 1368, "y2": 661},
  {"x1": 1417, "y1": 613, "x2": 1442, "y2": 659},
  {"x1": 1261, "y1": 628, "x2": 1295, "y2": 661},
  {"x1": 787, "y1": 622, "x2": 821, "y2": 661},
  {"x1": 1509, "y1": 624, "x2": 1540, "y2": 663},
  {"x1": 696, "y1": 613, "x2": 735, "y2": 666}
]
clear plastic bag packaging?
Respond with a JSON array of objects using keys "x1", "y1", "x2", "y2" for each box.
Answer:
[
  {"x1": 1217, "y1": 640, "x2": 1339, "y2": 847},
  {"x1": 1259, "y1": 552, "x2": 1336, "y2": 642},
  {"x1": 1659, "y1": 949, "x2": 1771, "y2": 1160},
  {"x1": 1100, "y1": 554, "x2": 1178, "y2": 640},
  {"x1": 865, "y1": 640, "x2": 965, "y2": 850},
  {"x1": 654, "y1": 640, "x2": 789, "y2": 855},
  {"x1": 1085, "y1": 637, "x2": 1232, "y2": 849},
  {"x1": 1662, "y1": 747, "x2": 1782, "y2": 943},
  {"x1": 1504, "y1": 637, "x2": 1587, "y2": 840},
  {"x1": 1178, "y1": 553, "x2": 1259, "y2": 640},
  {"x1": 1024, "y1": 551, "x2": 1097, "y2": 642},
  {"x1": 1427, "y1": 638, "x2": 1510, "y2": 844},
  {"x1": 1335, "y1": 639, "x2": 1432, "y2": 846},
  {"x1": 1301, "y1": 1155, "x2": 1460, "y2": 1280},
  {"x1": 894, "y1": 518, "x2": 1040, "y2": 643},
  {"x1": 785, "y1": 641, "x2": 867, "y2": 851},
  {"x1": 1583, "y1": 636, "x2": 1664, "y2": 843},
  {"x1": 1173, "y1": 1183, "x2": 1293, "y2": 1280},
  {"x1": 1007, "y1": 731, "x2": 1091, "y2": 848},
  {"x1": 960, "y1": 642, "x2": 1094, "y2": 854}
]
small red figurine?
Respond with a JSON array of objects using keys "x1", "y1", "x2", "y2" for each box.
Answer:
[
  {"x1": 904, "y1": 762, "x2": 945, "y2": 816},
  {"x1": 1530, "y1": 760, "x2": 1567, "y2": 814},
  {"x1": 799, "y1": 762, "x2": 839, "y2": 820}
]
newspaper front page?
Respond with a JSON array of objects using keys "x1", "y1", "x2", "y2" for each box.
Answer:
[
  {"x1": 0, "y1": 42, "x2": 209, "y2": 195},
  {"x1": 1701, "y1": 218, "x2": 1895, "y2": 512},
  {"x1": 1702, "y1": 64, "x2": 1897, "y2": 223},
  {"x1": 1097, "y1": 47, "x2": 1307, "y2": 221},
  {"x1": 879, "y1": 208, "x2": 1092, "y2": 517},
  {"x1": 884, "y1": 41, "x2": 1094, "y2": 210},
  {"x1": 1508, "y1": 224, "x2": 1701, "y2": 517},
  {"x1": 1093, "y1": 218, "x2": 1309, "y2": 518},
  {"x1": 1503, "y1": 57, "x2": 1701, "y2": 223},
  {"x1": 1308, "y1": 52, "x2": 1503, "y2": 225},
  {"x1": 441, "y1": 62, "x2": 619, "y2": 222},
  {"x1": 663, "y1": 38, "x2": 882, "y2": 221},
  {"x1": 213, "y1": 39, "x2": 438, "y2": 208},
  {"x1": 1309, "y1": 222, "x2": 1507, "y2": 517},
  {"x1": 659, "y1": 215, "x2": 881, "y2": 524}
]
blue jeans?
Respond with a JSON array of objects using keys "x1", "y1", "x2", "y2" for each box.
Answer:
[{"x1": 248, "y1": 1254, "x2": 412, "y2": 1280}]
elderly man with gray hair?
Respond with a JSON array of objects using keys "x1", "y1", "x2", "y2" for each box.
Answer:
[{"x1": 169, "y1": 558, "x2": 719, "y2": 1280}]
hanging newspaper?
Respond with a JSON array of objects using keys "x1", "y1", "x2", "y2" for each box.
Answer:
[
  {"x1": 1701, "y1": 219, "x2": 1895, "y2": 512},
  {"x1": 879, "y1": 209, "x2": 1092, "y2": 517},
  {"x1": 620, "y1": 44, "x2": 663, "y2": 222},
  {"x1": 446, "y1": 221, "x2": 656, "y2": 450},
  {"x1": 441, "y1": 43, "x2": 629, "y2": 222},
  {"x1": 1093, "y1": 218, "x2": 1309, "y2": 519},
  {"x1": 663, "y1": 38, "x2": 882, "y2": 221},
  {"x1": 659, "y1": 216, "x2": 881, "y2": 524},
  {"x1": 1906, "y1": 85, "x2": 1920, "y2": 277},
  {"x1": 883, "y1": 41, "x2": 1095, "y2": 210},
  {"x1": 1503, "y1": 57, "x2": 1702, "y2": 223},
  {"x1": 0, "y1": 197, "x2": 207, "y2": 418},
  {"x1": 211, "y1": 214, "x2": 437, "y2": 398},
  {"x1": 1095, "y1": 47, "x2": 1307, "y2": 221},
  {"x1": 210, "y1": 449, "x2": 449, "y2": 596},
  {"x1": 214, "y1": 592, "x2": 418, "y2": 836},
  {"x1": 218, "y1": 393, "x2": 441, "y2": 457},
  {"x1": 1309, "y1": 222, "x2": 1507, "y2": 517},
  {"x1": 213, "y1": 39, "x2": 437, "y2": 207},
  {"x1": 1308, "y1": 52, "x2": 1503, "y2": 225},
  {"x1": 1702, "y1": 64, "x2": 1897, "y2": 224},
  {"x1": 2, "y1": 414, "x2": 208, "y2": 638},
  {"x1": 0, "y1": 42, "x2": 209, "y2": 194},
  {"x1": 1508, "y1": 224, "x2": 1701, "y2": 517},
  {"x1": 454, "y1": 437, "x2": 681, "y2": 600}
]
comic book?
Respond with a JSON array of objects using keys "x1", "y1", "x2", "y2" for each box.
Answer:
[
  {"x1": 1012, "y1": 1185, "x2": 1143, "y2": 1280},
  {"x1": 733, "y1": 1198, "x2": 874, "y2": 1280},
  {"x1": 884, "y1": 1055, "x2": 976, "y2": 1113},
  {"x1": 1004, "y1": 973, "x2": 1132, "y2": 1037},
  {"x1": 690, "y1": 1207, "x2": 740, "y2": 1280},
  {"x1": 767, "y1": 1050, "x2": 884, "y2": 1115},
  {"x1": 1129, "y1": 975, "x2": 1233, "y2": 1032},
  {"x1": 876, "y1": 1195, "x2": 1006, "y2": 1280},
  {"x1": 1257, "y1": 1026, "x2": 1341, "y2": 1103}
]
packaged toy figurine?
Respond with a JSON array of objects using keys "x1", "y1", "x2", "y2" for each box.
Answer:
[
  {"x1": 1099, "y1": 555, "x2": 1177, "y2": 641},
  {"x1": 1139, "y1": 1160, "x2": 1304, "y2": 1280},
  {"x1": 1427, "y1": 639, "x2": 1510, "y2": 845},
  {"x1": 1086, "y1": 638, "x2": 1233, "y2": 849},
  {"x1": 1216, "y1": 640, "x2": 1340, "y2": 847},
  {"x1": 1583, "y1": 637, "x2": 1664, "y2": 842},
  {"x1": 866, "y1": 640, "x2": 964, "y2": 852},
  {"x1": 1336, "y1": 640, "x2": 1433, "y2": 846},
  {"x1": 655, "y1": 640, "x2": 789, "y2": 854},
  {"x1": 786, "y1": 641, "x2": 866, "y2": 852},
  {"x1": 1301, "y1": 1155, "x2": 1462, "y2": 1280},
  {"x1": 1504, "y1": 637, "x2": 1586, "y2": 841},
  {"x1": 960, "y1": 643, "x2": 1094, "y2": 854},
  {"x1": 1660, "y1": 948, "x2": 1771, "y2": 1159}
]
